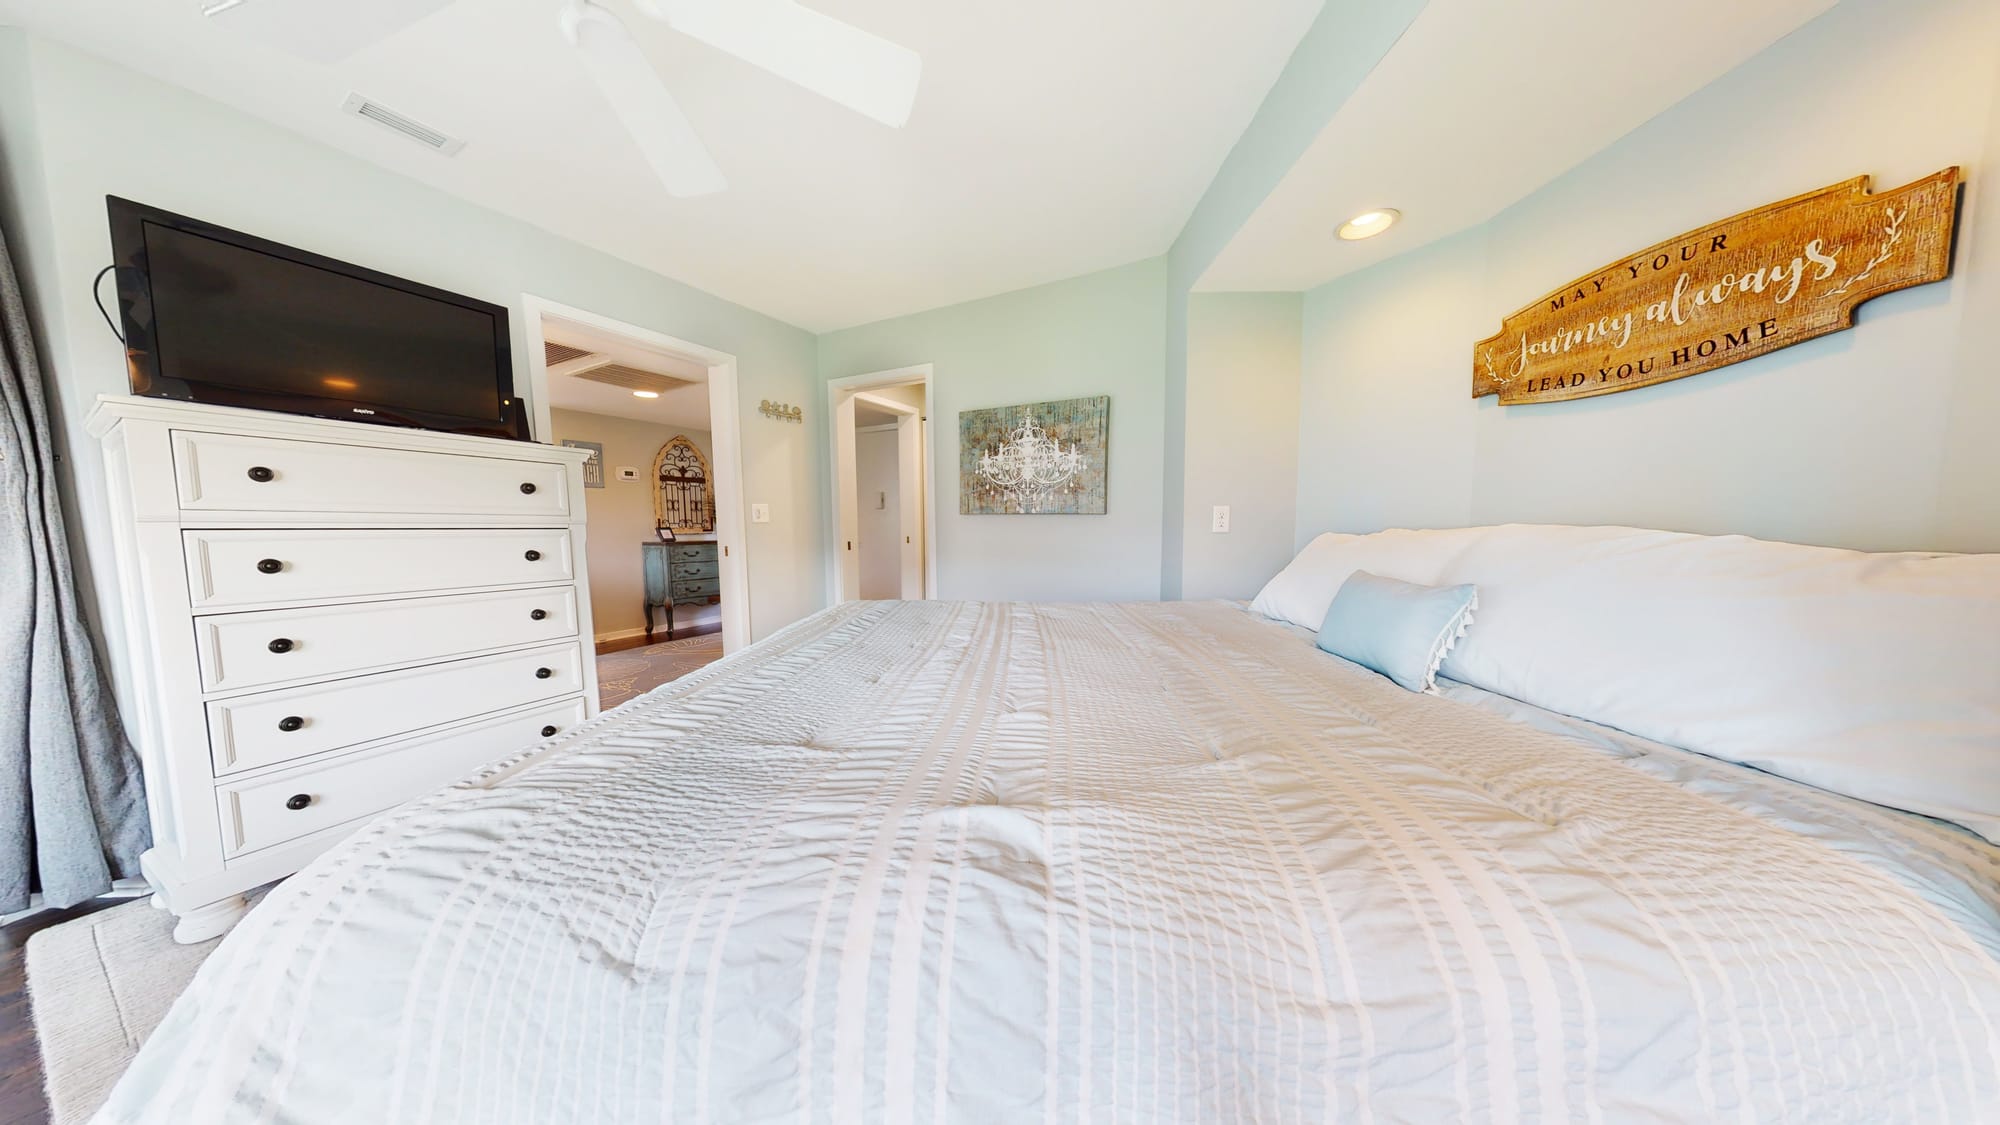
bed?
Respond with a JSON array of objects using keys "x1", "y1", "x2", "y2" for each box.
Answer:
[{"x1": 95, "y1": 530, "x2": 2000, "y2": 1123}]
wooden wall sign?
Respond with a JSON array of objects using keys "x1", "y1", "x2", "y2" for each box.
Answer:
[{"x1": 1472, "y1": 168, "x2": 1961, "y2": 404}]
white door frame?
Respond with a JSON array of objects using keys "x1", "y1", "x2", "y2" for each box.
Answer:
[
  {"x1": 826, "y1": 364, "x2": 936, "y2": 603},
  {"x1": 520, "y1": 293, "x2": 752, "y2": 653},
  {"x1": 847, "y1": 391, "x2": 924, "y2": 599}
]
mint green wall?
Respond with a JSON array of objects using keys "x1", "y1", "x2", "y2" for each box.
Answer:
[
  {"x1": 816, "y1": 258, "x2": 1168, "y2": 602},
  {"x1": 821, "y1": 0, "x2": 1418, "y2": 605},
  {"x1": 1159, "y1": 0, "x2": 1428, "y2": 597},
  {"x1": 0, "y1": 32, "x2": 825, "y2": 687},
  {"x1": 1182, "y1": 293, "x2": 1301, "y2": 600},
  {"x1": 16, "y1": 0, "x2": 1988, "y2": 662},
  {"x1": 1934, "y1": 28, "x2": 2000, "y2": 546},
  {"x1": 809, "y1": 0, "x2": 1429, "y2": 605},
  {"x1": 1295, "y1": 0, "x2": 2000, "y2": 553}
]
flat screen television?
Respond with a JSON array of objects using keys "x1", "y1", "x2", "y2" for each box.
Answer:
[{"x1": 106, "y1": 196, "x2": 529, "y2": 440}]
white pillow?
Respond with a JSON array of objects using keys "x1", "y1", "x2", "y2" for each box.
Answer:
[
  {"x1": 1252, "y1": 529, "x2": 1465, "y2": 631},
  {"x1": 1251, "y1": 524, "x2": 2000, "y2": 843}
]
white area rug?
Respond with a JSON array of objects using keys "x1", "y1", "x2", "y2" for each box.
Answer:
[{"x1": 24, "y1": 893, "x2": 261, "y2": 1124}]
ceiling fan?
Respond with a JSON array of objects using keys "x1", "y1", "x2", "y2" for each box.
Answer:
[{"x1": 559, "y1": 0, "x2": 923, "y2": 198}]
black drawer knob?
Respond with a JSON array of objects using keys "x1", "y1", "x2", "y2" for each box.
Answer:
[
  {"x1": 535, "y1": 667, "x2": 553, "y2": 679},
  {"x1": 247, "y1": 466, "x2": 275, "y2": 483},
  {"x1": 277, "y1": 715, "x2": 304, "y2": 732},
  {"x1": 524, "y1": 549, "x2": 542, "y2": 562},
  {"x1": 530, "y1": 609, "x2": 548, "y2": 621},
  {"x1": 284, "y1": 793, "x2": 312, "y2": 811},
  {"x1": 519, "y1": 482, "x2": 537, "y2": 495},
  {"x1": 267, "y1": 638, "x2": 294, "y2": 654},
  {"x1": 256, "y1": 558, "x2": 284, "y2": 574},
  {"x1": 541, "y1": 725, "x2": 559, "y2": 738}
]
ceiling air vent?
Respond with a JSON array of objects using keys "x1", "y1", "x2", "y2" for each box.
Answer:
[
  {"x1": 573, "y1": 364, "x2": 696, "y2": 396},
  {"x1": 341, "y1": 93, "x2": 465, "y2": 155},
  {"x1": 544, "y1": 342, "x2": 593, "y2": 367}
]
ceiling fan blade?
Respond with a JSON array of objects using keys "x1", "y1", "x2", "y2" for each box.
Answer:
[
  {"x1": 637, "y1": 0, "x2": 921, "y2": 128},
  {"x1": 563, "y1": 2, "x2": 727, "y2": 197}
]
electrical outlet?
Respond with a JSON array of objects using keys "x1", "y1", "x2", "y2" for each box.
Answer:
[
  {"x1": 750, "y1": 503, "x2": 771, "y2": 524},
  {"x1": 1211, "y1": 505, "x2": 1231, "y2": 533}
]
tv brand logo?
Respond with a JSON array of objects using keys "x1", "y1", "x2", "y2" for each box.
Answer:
[{"x1": 351, "y1": 407, "x2": 376, "y2": 415}]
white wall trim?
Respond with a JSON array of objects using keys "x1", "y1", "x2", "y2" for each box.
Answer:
[
  {"x1": 825, "y1": 364, "x2": 937, "y2": 603},
  {"x1": 520, "y1": 293, "x2": 752, "y2": 654},
  {"x1": 593, "y1": 626, "x2": 654, "y2": 644}
]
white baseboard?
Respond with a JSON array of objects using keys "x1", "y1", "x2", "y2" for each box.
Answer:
[
  {"x1": 597, "y1": 608, "x2": 721, "y2": 646},
  {"x1": 594, "y1": 627, "x2": 653, "y2": 644}
]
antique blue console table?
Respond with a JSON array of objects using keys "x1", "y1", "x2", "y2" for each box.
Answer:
[{"x1": 642, "y1": 539, "x2": 720, "y2": 640}]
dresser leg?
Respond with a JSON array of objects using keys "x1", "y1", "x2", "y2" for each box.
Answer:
[{"x1": 171, "y1": 895, "x2": 248, "y2": 944}]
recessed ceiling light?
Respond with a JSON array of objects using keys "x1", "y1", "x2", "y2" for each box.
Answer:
[
  {"x1": 1337, "y1": 208, "x2": 1401, "y2": 241},
  {"x1": 632, "y1": 390, "x2": 661, "y2": 399}
]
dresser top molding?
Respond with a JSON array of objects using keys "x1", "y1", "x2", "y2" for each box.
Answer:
[{"x1": 86, "y1": 394, "x2": 591, "y2": 466}]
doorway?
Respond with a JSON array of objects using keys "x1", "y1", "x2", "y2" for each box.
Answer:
[
  {"x1": 522, "y1": 296, "x2": 751, "y2": 708},
  {"x1": 827, "y1": 365, "x2": 935, "y2": 603}
]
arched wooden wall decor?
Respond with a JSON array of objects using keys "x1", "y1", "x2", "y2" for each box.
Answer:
[{"x1": 652, "y1": 436, "x2": 716, "y2": 534}]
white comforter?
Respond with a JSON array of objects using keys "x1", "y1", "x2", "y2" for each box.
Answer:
[{"x1": 99, "y1": 601, "x2": 2000, "y2": 1123}]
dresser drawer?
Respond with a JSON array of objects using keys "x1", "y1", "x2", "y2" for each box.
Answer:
[
  {"x1": 196, "y1": 587, "x2": 579, "y2": 693},
  {"x1": 216, "y1": 696, "x2": 587, "y2": 858},
  {"x1": 172, "y1": 430, "x2": 572, "y2": 519},
  {"x1": 670, "y1": 543, "x2": 715, "y2": 562},
  {"x1": 185, "y1": 528, "x2": 575, "y2": 612},
  {"x1": 672, "y1": 578, "x2": 720, "y2": 600},
  {"x1": 670, "y1": 560, "x2": 718, "y2": 581},
  {"x1": 206, "y1": 641, "x2": 587, "y2": 775}
]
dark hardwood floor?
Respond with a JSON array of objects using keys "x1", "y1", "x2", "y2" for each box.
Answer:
[
  {"x1": 596, "y1": 618, "x2": 722, "y2": 655},
  {"x1": 1, "y1": 896, "x2": 129, "y2": 1125}
]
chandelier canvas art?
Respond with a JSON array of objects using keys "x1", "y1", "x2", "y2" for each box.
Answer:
[{"x1": 959, "y1": 395, "x2": 1109, "y2": 514}]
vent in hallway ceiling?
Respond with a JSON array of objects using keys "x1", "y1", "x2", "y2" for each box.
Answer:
[
  {"x1": 543, "y1": 341, "x2": 593, "y2": 367},
  {"x1": 341, "y1": 93, "x2": 466, "y2": 155},
  {"x1": 572, "y1": 364, "x2": 696, "y2": 395}
]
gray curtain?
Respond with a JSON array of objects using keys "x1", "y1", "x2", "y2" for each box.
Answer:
[{"x1": 0, "y1": 220, "x2": 149, "y2": 913}]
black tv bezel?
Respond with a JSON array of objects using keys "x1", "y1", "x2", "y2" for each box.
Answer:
[{"x1": 105, "y1": 195, "x2": 530, "y2": 441}]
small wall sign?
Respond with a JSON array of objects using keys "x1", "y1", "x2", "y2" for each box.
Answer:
[
  {"x1": 1473, "y1": 168, "x2": 1961, "y2": 405},
  {"x1": 559, "y1": 439, "x2": 604, "y2": 488}
]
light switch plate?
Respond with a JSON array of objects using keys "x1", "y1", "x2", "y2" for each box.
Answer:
[
  {"x1": 1211, "y1": 505, "x2": 1231, "y2": 533},
  {"x1": 750, "y1": 503, "x2": 771, "y2": 524}
]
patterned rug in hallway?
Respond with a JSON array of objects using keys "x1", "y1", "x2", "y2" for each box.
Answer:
[{"x1": 597, "y1": 634, "x2": 725, "y2": 709}]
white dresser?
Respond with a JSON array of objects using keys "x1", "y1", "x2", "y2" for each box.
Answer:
[{"x1": 87, "y1": 397, "x2": 598, "y2": 941}]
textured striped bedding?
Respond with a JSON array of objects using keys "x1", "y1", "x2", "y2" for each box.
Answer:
[{"x1": 98, "y1": 600, "x2": 2000, "y2": 1123}]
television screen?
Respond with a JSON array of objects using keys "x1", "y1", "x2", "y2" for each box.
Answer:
[{"x1": 107, "y1": 197, "x2": 525, "y2": 439}]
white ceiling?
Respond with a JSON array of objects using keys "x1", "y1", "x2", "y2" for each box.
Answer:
[
  {"x1": 0, "y1": 0, "x2": 1323, "y2": 332},
  {"x1": 544, "y1": 317, "x2": 713, "y2": 427},
  {"x1": 1197, "y1": 0, "x2": 1838, "y2": 293},
  {"x1": 854, "y1": 401, "x2": 899, "y2": 427}
]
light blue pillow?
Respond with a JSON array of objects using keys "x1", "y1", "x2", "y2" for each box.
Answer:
[{"x1": 1315, "y1": 571, "x2": 1478, "y2": 693}]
